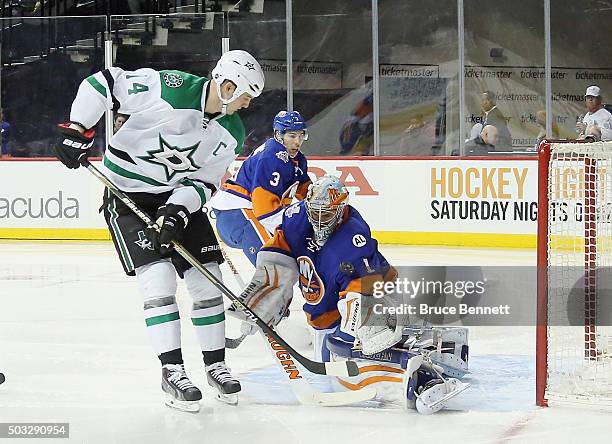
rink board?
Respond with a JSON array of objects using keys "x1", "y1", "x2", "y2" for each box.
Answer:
[{"x1": 0, "y1": 157, "x2": 538, "y2": 247}]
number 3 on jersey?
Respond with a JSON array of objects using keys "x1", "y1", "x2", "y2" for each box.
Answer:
[
  {"x1": 128, "y1": 83, "x2": 149, "y2": 95},
  {"x1": 270, "y1": 172, "x2": 280, "y2": 187}
]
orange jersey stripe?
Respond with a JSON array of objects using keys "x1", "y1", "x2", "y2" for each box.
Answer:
[
  {"x1": 358, "y1": 364, "x2": 405, "y2": 375},
  {"x1": 305, "y1": 309, "x2": 341, "y2": 329},
  {"x1": 339, "y1": 266, "x2": 399, "y2": 298},
  {"x1": 337, "y1": 375, "x2": 403, "y2": 391},
  {"x1": 251, "y1": 186, "x2": 282, "y2": 218},
  {"x1": 223, "y1": 182, "x2": 250, "y2": 197},
  {"x1": 242, "y1": 208, "x2": 271, "y2": 243},
  {"x1": 295, "y1": 180, "x2": 311, "y2": 201},
  {"x1": 263, "y1": 227, "x2": 293, "y2": 254}
]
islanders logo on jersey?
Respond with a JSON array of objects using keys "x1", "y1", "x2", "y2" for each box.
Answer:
[{"x1": 297, "y1": 256, "x2": 325, "y2": 305}]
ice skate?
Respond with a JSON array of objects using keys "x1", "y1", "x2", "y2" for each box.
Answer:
[
  {"x1": 206, "y1": 361, "x2": 241, "y2": 405},
  {"x1": 161, "y1": 364, "x2": 202, "y2": 413}
]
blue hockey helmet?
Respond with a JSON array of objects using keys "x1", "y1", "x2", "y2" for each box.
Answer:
[{"x1": 273, "y1": 111, "x2": 308, "y2": 135}]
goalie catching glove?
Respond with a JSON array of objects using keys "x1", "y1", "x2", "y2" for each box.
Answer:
[
  {"x1": 146, "y1": 204, "x2": 190, "y2": 257},
  {"x1": 54, "y1": 123, "x2": 96, "y2": 169},
  {"x1": 233, "y1": 262, "x2": 297, "y2": 327}
]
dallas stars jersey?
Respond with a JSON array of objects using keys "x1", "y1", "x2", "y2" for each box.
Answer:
[{"x1": 70, "y1": 67, "x2": 245, "y2": 212}]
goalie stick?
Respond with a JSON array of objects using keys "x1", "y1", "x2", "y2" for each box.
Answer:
[
  {"x1": 82, "y1": 159, "x2": 359, "y2": 378},
  {"x1": 260, "y1": 331, "x2": 376, "y2": 406}
]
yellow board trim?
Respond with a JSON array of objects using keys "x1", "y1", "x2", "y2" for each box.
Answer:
[
  {"x1": 0, "y1": 228, "x2": 111, "y2": 240},
  {"x1": 371, "y1": 231, "x2": 537, "y2": 249},
  {"x1": 0, "y1": 227, "x2": 536, "y2": 248}
]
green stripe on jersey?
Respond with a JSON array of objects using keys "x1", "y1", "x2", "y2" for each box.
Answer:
[
  {"x1": 159, "y1": 71, "x2": 206, "y2": 110},
  {"x1": 87, "y1": 75, "x2": 107, "y2": 98},
  {"x1": 104, "y1": 156, "x2": 166, "y2": 186},
  {"x1": 217, "y1": 114, "x2": 245, "y2": 154},
  {"x1": 108, "y1": 198, "x2": 134, "y2": 273},
  {"x1": 192, "y1": 313, "x2": 225, "y2": 326},
  {"x1": 180, "y1": 178, "x2": 207, "y2": 207},
  {"x1": 146, "y1": 312, "x2": 180, "y2": 326}
]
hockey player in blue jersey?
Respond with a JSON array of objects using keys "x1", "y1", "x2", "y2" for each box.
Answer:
[
  {"x1": 210, "y1": 110, "x2": 311, "y2": 266},
  {"x1": 235, "y1": 175, "x2": 470, "y2": 413}
]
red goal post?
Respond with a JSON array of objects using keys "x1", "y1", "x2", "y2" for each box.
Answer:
[{"x1": 537, "y1": 139, "x2": 612, "y2": 407}]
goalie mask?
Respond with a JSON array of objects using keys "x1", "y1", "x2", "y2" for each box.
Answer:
[
  {"x1": 305, "y1": 175, "x2": 349, "y2": 246},
  {"x1": 211, "y1": 50, "x2": 265, "y2": 114}
]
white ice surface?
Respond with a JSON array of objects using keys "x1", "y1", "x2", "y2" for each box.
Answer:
[{"x1": 0, "y1": 242, "x2": 611, "y2": 444}]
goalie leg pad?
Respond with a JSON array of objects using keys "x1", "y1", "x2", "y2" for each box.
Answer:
[{"x1": 239, "y1": 262, "x2": 297, "y2": 327}]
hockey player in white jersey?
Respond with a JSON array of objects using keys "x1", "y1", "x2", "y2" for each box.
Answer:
[{"x1": 54, "y1": 50, "x2": 265, "y2": 411}]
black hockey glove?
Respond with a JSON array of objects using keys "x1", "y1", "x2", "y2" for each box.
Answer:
[
  {"x1": 54, "y1": 123, "x2": 96, "y2": 169},
  {"x1": 147, "y1": 204, "x2": 191, "y2": 257}
]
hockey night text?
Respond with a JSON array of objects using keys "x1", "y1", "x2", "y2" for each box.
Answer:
[{"x1": 429, "y1": 167, "x2": 537, "y2": 222}]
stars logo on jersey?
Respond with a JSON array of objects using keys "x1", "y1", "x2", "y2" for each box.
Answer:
[
  {"x1": 138, "y1": 134, "x2": 201, "y2": 181},
  {"x1": 297, "y1": 256, "x2": 325, "y2": 305},
  {"x1": 163, "y1": 72, "x2": 184, "y2": 88},
  {"x1": 135, "y1": 231, "x2": 154, "y2": 250}
]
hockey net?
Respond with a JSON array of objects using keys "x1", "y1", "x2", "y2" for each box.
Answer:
[{"x1": 537, "y1": 139, "x2": 612, "y2": 407}]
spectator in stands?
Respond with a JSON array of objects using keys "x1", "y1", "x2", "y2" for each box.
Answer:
[
  {"x1": 465, "y1": 124, "x2": 498, "y2": 155},
  {"x1": 481, "y1": 91, "x2": 512, "y2": 150},
  {"x1": 467, "y1": 123, "x2": 483, "y2": 142},
  {"x1": 0, "y1": 108, "x2": 11, "y2": 157},
  {"x1": 582, "y1": 124, "x2": 602, "y2": 143},
  {"x1": 399, "y1": 114, "x2": 435, "y2": 154},
  {"x1": 576, "y1": 86, "x2": 612, "y2": 141},
  {"x1": 113, "y1": 113, "x2": 128, "y2": 134}
]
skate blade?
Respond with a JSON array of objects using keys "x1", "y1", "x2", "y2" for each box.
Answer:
[
  {"x1": 164, "y1": 394, "x2": 201, "y2": 413},
  {"x1": 215, "y1": 393, "x2": 239, "y2": 406},
  {"x1": 416, "y1": 381, "x2": 470, "y2": 414},
  {"x1": 428, "y1": 381, "x2": 470, "y2": 409}
]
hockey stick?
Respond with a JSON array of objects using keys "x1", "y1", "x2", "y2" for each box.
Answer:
[
  {"x1": 218, "y1": 243, "x2": 250, "y2": 349},
  {"x1": 82, "y1": 159, "x2": 358, "y2": 378},
  {"x1": 260, "y1": 331, "x2": 375, "y2": 406},
  {"x1": 225, "y1": 331, "x2": 248, "y2": 349}
]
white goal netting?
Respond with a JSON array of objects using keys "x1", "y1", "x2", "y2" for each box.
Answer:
[{"x1": 545, "y1": 141, "x2": 612, "y2": 405}]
